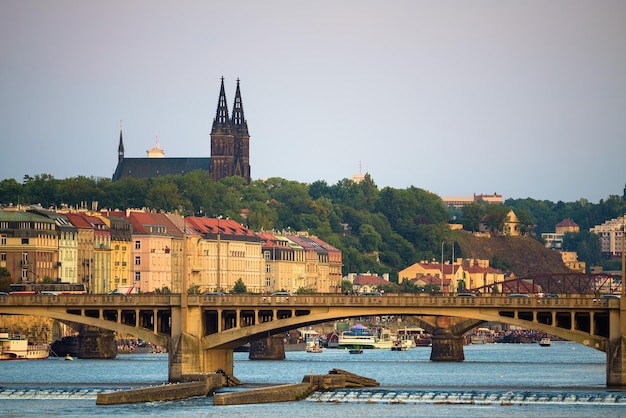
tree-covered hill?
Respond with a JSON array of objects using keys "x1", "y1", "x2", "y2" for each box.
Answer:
[{"x1": 1, "y1": 172, "x2": 625, "y2": 277}]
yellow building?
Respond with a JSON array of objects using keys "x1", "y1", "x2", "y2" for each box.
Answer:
[
  {"x1": 185, "y1": 217, "x2": 264, "y2": 293},
  {"x1": 96, "y1": 213, "x2": 133, "y2": 292}
]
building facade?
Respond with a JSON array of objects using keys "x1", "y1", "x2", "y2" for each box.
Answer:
[
  {"x1": 590, "y1": 215, "x2": 626, "y2": 257},
  {"x1": 1, "y1": 207, "x2": 341, "y2": 295}
]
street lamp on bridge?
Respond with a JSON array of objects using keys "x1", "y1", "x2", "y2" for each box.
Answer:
[{"x1": 441, "y1": 241, "x2": 445, "y2": 293}]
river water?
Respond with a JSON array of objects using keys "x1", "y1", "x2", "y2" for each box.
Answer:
[{"x1": 0, "y1": 341, "x2": 624, "y2": 417}]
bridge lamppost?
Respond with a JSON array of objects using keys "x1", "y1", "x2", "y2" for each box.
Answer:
[
  {"x1": 622, "y1": 214, "x2": 626, "y2": 297},
  {"x1": 441, "y1": 241, "x2": 445, "y2": 293}
]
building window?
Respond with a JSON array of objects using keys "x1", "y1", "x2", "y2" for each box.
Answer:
[
  {"x1": 135, "y1": 271, "x2": 141, "y2": 281},
  {"x1": 1, "y1": 235, "x2": 6, "y2": 245},
  {"x1": 135, "y1": 241, "x2": 141, "y2": 250},
  {"x1": 135, "y1": 256, "x2": 141, "y2": 265},
  {"x1": 0, "y1": 253, "x2": 5, "y2": 262},
  {"x1": 265, "y1": 277, "x2": 271, "y2": 287},
  {"x1": 265, "y1": 264, "x2": 271, "y2": 273},
  {"x1": 22, "y1": 238, "x2": 29, "y2": 245}
]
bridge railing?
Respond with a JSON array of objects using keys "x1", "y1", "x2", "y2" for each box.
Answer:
[
  {"x1": 0, "y1": 294, "x2": 178, "y2": 307},
  {"x1": 188, "y1": 293, "x2": 614, "y2": 309},
  {"x1": 0, "y1": 293, "x2": 617, "y2": 309}
]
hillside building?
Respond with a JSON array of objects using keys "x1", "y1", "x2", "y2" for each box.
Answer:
[{"x1": 590, "y1": 215, "x2": 626, "y2": 257}]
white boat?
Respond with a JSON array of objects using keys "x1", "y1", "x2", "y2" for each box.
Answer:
[
  {"x1": 338, "y1": 326, "x2": 393, "y2": 349},
  {"x1": 391, "y1": 340, "x2": 408, "y2": 351},
  {"x1": 392, "y1": 330, "x2": 416, "y2": 350},
  {"x1": 539, "y1": 337, "x2": 551, "y2": 347},
  {"x1": 0, "y1": 332, "x2": 49, "y2": 360},
  {"x1": 306, "y1": 342, "x2": 323, "y2": 353}
]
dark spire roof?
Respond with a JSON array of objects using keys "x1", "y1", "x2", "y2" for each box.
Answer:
[
  {"x1": 118, "y1": 120, "x2": 124, "y2": 162},
  {"x1": 211, "y1": 76, "x2": 231, "y2": 135},
  {"x1": 231, "y1": 78, "x2": 249, "y2": 136}
]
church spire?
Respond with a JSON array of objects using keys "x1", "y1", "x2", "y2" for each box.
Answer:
[
  {"x1": 118, "y1": 120, "x2": 124, "y2": 163},
  {"x1": 231, "y1": 78, "x2": 248, "y2": 136},
  {"x1": 211, "y1": 76, "x2": 231, "y2": 135}
]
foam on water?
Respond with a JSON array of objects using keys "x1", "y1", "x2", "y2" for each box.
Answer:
[
  {"x1": 0, "y1": 387, "x2": 110, "y2": 399},
  {"x1": 306, "y1": 389, "x2": 626, "y2": 405}
]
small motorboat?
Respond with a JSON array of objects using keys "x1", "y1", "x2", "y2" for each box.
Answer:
[
  {"x1": 539, "y1": 337, "x2": 551, "y2": 347},
  {"x1": 349, "y1": 348, "x2": 363, "y2": 354},
  {"x1": 64, "y1": 354, "x2": 74, "y2": 361}
]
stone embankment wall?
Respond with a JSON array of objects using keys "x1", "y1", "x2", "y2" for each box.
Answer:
[{"x1": 0, "y1": 315, "x2": 56, "y2": 342}]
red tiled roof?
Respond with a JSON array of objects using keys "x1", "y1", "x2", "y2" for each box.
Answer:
[
  {"x1": 353, "y1": 275, "x2": 388, "y2": 286},
  {"x1": 556, "y1": 218, "x2": 579, "y2": 228},
  {"x1": 65, "y1": 213, "x2": 95, "y2": 229}
]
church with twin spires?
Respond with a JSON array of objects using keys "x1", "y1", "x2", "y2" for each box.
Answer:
[{"x1": 112, "y1": 77, "x2": 251, "y2": 183}]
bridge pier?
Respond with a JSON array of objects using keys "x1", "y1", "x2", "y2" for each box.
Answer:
[
  {"x1": 430, "y1": 330, "x2": 465, "y2": 362},
  {"x1": 606, "y1": 299, "x2": 626, "y2": 386},
  {"x1": 77, "y1": 326, "x2": 117, "y2": 359},
  {"x1": 425, "y1": 316, "x2": 467, "y2": 362},
  {"x1": 607, "y1": 337, "x2": 626, "y2": 386},
  {"x1": 249, "y1": 336, "x2": 286, "y2": 360},
  {"x1": 168, "y1": 304, "x2": 235, "y2": 382}
]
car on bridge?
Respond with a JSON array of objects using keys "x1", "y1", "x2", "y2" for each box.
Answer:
[
  {"x1": 600, "y1": 294, "x2": 620, "y2": 299},
  {"x1": 507, "y1": 293, "x2": 530, "y2": 298},
  {"x1": 202, "y1": 292, "x2": 227, "y2": 296},
  {"x1": 271, "y1": 291, "x2": 293, "y2": 297},
  {"x1": 455, "y1": 292, "x2": 476, "y2": 297}
]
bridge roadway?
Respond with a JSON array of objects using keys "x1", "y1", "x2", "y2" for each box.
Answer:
[{"x1": 1, "y1": 293, "x2": 624, "y2": 386}]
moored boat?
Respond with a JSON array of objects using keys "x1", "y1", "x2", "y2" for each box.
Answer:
[
  {"x1": 539, "y1": 337, "x2": 552, "y2": 347},
  {"x1": 338, "y1": 324, "x2": 393, "y2": 349},
  {"x1": 0, "y1": 332, "x2": 49, "y2": 360}
]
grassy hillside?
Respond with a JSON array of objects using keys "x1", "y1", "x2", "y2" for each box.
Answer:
[{"x1": 454, "y1": 232, "x2": 572, "y2": 277}]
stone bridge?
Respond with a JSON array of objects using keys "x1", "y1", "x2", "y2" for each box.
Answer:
[{"x1": 0, "y1": 293, "x2": 624, "y2": 386}]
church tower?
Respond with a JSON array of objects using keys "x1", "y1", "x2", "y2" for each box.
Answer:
[
  {"x1": 210, "y1": 77, "x2": 235, "y2": 182},
  {"x1": 210, "y1": 77, "x2": 250, "y2": 183},
  {"x1": 231, "y1": 78, "x2": 250, "y2": 183},
  {"x1": 118, "y1": 121, "x2": 124, "y2": 163}
]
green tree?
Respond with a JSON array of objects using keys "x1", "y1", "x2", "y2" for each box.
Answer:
[
  {"x1": 146, "y1": 180, "x2": 182, "y2": 211},
  {"x1": 359, "y1": 224, "x2": 382, "y2": 252},
  {"x1": 483, "y1": 204, "x2": 511, "y2": 234},
  {"x1": 341, "y1": 280, "x2": 353, "y2": 294},
  {"x1": 0, "y1": 267, "x2": 11, "y2": 292},
  {"x1": 0, "y1": 179, "x2": 22, "y2": 206},
  {"x1": 232, "y1": 278, "x2": 247, "y2": 294},
  {"x1": 461, "y1": 203, "x2": 484, "y2": 232}
]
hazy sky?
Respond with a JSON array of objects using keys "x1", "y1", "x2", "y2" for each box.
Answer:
[{"x1": 1, "y1": 1, "x2": 625, "y2": 203}]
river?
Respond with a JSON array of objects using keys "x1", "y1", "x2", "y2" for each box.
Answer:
[{"x1": 0, "y1": 341, "x2": 624, "y2": 417}]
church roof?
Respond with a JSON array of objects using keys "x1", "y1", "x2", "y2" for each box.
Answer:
[{"x1": 112, "y1": 157, "x2": 211, "y2": 181}]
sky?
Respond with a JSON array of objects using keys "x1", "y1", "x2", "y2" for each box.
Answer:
[{"x1": 1, "y1": 1, "x2": 625, "y2": 204}]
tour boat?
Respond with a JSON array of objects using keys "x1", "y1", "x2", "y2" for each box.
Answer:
[
  {"x1": 0, "y1": 332, "x2": 49, "y2": 360},
  {"x1": 338, "y1": 325, "x2": 393, "y2": 349}
]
